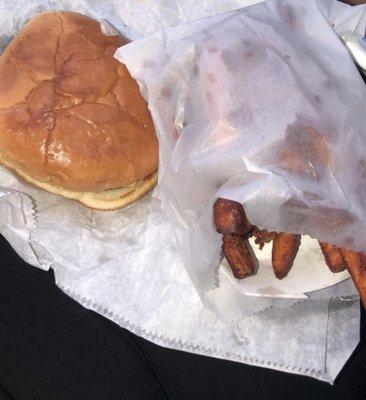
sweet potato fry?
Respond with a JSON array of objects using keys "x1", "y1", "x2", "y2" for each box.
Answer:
[
  {"x1": 318, "y1": 241, "x2": 346, "y2": 273},
  {"x1": 340, "y1": 248, "x2": 366, "y2": 308},
  {"x1": 280, "y1": 125, "x2": 331, "y2": 180},
  {"x1": 252, "y1": 228, "x2": 276, "y2": 250},
  {"x1": 213, "y1": 198, "x2": 253, "y2": 236},
  {"x1": 222, "y1": 234, "x2": 256, "y2": 279},
  {"x1": 272, "y1": 233, "x2": 301, "y2": 279}
]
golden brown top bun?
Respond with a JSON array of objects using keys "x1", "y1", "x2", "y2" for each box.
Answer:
[{"x1": 0, "y1": 12, "x2": 158, "y2": 192}]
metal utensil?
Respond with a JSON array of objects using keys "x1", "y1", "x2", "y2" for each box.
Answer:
[{"x1": 342, "y1": 30, "x2": 366, "y2": 74}]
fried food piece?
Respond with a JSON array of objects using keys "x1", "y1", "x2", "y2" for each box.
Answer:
[
  {"x1": 340, "y1": 248, "x2": 366, "y2": 308},
  {"x1": 280, "y1": 125, "x2": 331, "y2": 180},
  {"x1": 272, "y1": 233, "x2": 301, "y2": 279},
  {"x1": 213, "y1": 198, "x2": 253, "y2": 236},
  {"x1": 222, "y1": 234, "x2": 256, "y2": 279},
  {"x1": 252, "y1": 228, "x2": 276, "y2": 250},
  {"x1": 318, "y1": 241, "x2": 346, "y2": 273}
]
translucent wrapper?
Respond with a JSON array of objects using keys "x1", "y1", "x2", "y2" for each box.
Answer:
[
  {"x1": 116, "y1": 0, "x2": 366, "y2": 300},
  {"x1": 0, "y1": 0, "x2": 364, "y2": 384}
]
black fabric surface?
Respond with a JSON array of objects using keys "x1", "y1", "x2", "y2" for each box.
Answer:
[{"x1": 0, "y1": 234, "x2": 365, "y2": 400}]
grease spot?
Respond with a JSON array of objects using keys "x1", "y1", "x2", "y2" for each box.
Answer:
[
  {"x1": 277, "y1": 3, "x2": 297, "y2": 29},
  {"x1": 206, "y1": 90, "x2": 214, "y2": 105},
  {"x1": 208, "y1": 72, "x2": 217, "y2": 84},
  {"x1": 221, "y1": 49, "x2": 239, "y2": 73},
  {"x1": 359, "y1": 159, "x2": 366, "y2": 179},
  {"x1": 143, "y1": 60, "x2": 155, "y2": 68},
  {"x1": 323, "y1": 80, "x2": 332, "y2": 90},
  {"x1": 160, "y1": 86, "x2": 172, "y2": 99},
  {"x1": 208, "y1": 45, "x2": 219, "y2": 53},
  {"x1": 227, "y1": 108, "x2": 253, "y2": 128},
  {"x1": 244, "y1": 50, "x2": 256, "y2": 61}
]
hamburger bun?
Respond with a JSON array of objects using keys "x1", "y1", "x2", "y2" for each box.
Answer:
[{"x1": 0, "y1": 12, "x2": 158, "y2": 210}]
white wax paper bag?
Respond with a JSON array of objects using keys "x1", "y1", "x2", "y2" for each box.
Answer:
[
  {"x1": 116, "y1": 0, "x2": 366, "y2": 301},
  {"x1": 0, "y1": 0, "x2": 364, "y2": 384}
]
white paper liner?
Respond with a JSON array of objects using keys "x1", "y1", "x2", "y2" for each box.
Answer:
[
  {"x1": 0, "y1": 178, "x2": 360, "y2": 383},
  {"x1": 0, "y1": 0, "x2": 364, "y2": 383}
]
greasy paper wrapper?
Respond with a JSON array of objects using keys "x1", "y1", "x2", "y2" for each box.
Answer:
[
  {"x1": 116, "y1": 0, "x2": 366, "y2": 297},
  {"x1": 0, "y1": 0, "x2": 364, "y2": 383}
]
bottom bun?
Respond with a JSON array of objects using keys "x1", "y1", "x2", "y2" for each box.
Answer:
[{"x1": 1, "y1": 159, "x2": 158, "y2": 210}]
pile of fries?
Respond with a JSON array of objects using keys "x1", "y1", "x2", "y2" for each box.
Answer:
[{"x1": 214, "y1": 198, "x2": 366, "y2": 307}]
